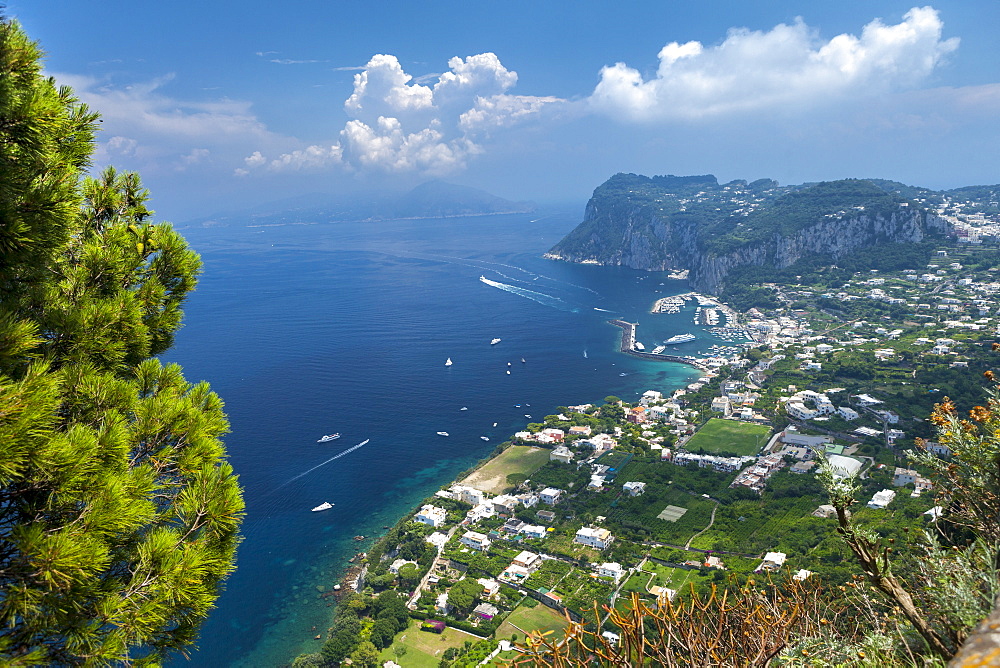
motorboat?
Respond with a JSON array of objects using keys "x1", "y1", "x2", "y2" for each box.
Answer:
[
  {"x1": 490, "y1": 338, "x2": 501, "y2": 345},
  {"x1": 317, "y1": 433, "x2": 341, "y2": 443},
  {"x1": 311, "y1": 502, "x2": 334, "y2": 512},
  {"x1": 460, "y1": 407, "x2": 468, "y2": 411},
  {"x1": 437, "y1": 431, "x2": 449, "y2": 436},
  {"x1": 480, "y1": 436, "x2": 490, "y2": 441}
]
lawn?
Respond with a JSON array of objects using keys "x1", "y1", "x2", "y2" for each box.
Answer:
[
  {"x1": 496, "y1": 601, "x2": 570, "y2": 642},
  {"x1": 684, "y1": 418, "x2": 771, "y2": 456},
  {"x1": 379, "y1": 618, "x2": 478, "y2": 668},
  {"x1": 461, "y1": 446, "x2": 552, "y2": 494}
]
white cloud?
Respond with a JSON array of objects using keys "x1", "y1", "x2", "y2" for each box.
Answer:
[
  {"x1": 249, "y1": 52, "x2": 562, "y2": 175},
  {"x1": 589, "y1": 6, "x2": 959, "y2": 121}
]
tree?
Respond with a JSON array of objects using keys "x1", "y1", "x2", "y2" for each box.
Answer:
[
  {"x1": 446, "y1": 578, "x2": 482, "y2": 616},
  {"x1": 348, "y1": 640, "x2": 380, "y2": 668},
  {"x1": 0, "y1": 17, "x2": 243, "y2": 664},
  {"x1": 369, "y1": 616, "x2": 398, "y2": 649}
]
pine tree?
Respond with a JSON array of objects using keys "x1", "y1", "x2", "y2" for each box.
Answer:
[{"x1": 0, "y1": 17, "x2": 244, "y2": 665}]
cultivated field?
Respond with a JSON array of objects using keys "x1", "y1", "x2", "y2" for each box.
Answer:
[
  {"x1": 461, "y1": 446, "x2": 551, "y2": 494},
  {"x1": 684, "y1": 418, "x2": 771, "y2": 456}
]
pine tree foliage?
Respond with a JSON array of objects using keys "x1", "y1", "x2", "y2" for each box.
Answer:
[{"x1": 0, "y1": 17, "x2": 244, "y2": 665}]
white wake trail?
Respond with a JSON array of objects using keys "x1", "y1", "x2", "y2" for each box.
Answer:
[{"x1": 277, "y1": 439, "x2": 370, "y2": 489}]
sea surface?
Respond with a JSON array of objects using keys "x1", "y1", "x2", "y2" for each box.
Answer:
[{"x1": 166, "y1": 209, "x2": 733, "y2": 666}]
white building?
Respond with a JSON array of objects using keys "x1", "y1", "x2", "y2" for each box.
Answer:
[
  {"x1": 522, "y1": 524, "x2": 546, "y2": 539},
  {"x1": 759, "y1": 552, "x2": 787, "y2": 572},
  {"x1": 837, "y1": 406, "x2": 859, "y2": 421},
  {"x1": 597, "y1": 562, "x2": 626, "y2": 582},
  {"x1": 550, "y1": 445, "x2": 574, "y2": 464},
  {"x1": 827, "y1": 455, "x2": 863, "y2": 479},
  {"x1": 460, "y1": 530, "x2": 492, "y2": 551},
  {"x1": 868, "y1": 489, "x2": 897, "y2": 509},
  {"x1": 574, "y1": 526, "x2": 614, "y2": 550},
  {"x1": 414, "y1": 504, "x2": 447, "y2": 528},
  {"x1": 623, "y1": 481, "x2": 647, "y2": 497},
  {"x1": 539, "y1": 488, "x2": 564, "y2": 505}
]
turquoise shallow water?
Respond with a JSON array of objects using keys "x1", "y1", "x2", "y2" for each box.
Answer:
[{"x1": 166, "y1": 210, "x2": 725, "y2": 666}]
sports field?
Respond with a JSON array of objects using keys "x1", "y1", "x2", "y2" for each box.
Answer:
[
  {"x1": 496, "y1": 601, "x2": 570, "y2": 642},
  {"x1": 461, "y1": 446, "x2": 551, "y2": 494},
  {"x1": 684, "y1": 418, "x2": 771, "y2": 456},
  {"x1": 379, "y1": 618, "x2": 479, "y2": 668}
]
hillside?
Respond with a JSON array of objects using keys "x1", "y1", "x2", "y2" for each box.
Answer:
[{"x1": 544, "y1": 173, "x2": 1000, "y2": 293}]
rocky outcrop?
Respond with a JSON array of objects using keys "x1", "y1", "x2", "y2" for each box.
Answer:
[{"x1": 547, "y1": 173, "x2": 949, "y2": 293}]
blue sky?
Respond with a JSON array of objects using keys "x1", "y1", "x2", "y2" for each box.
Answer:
[{"x1": 11, "y1": 1, "x2": 1000, "y2": 221}]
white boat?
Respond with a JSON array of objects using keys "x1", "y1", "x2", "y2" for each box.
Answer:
[
  {"x1": 524, "y1": 414, "x2": 531, "y2": 418},
  {"x1": 317, "y1": 433, "x2": 341, "y2": 443},
  {"x1": 490, "y1": 338, "x2": 501, "y2": 345},
  {"x1": 437, "y1": 431, "x2": 449, "y2": 436},
  {"x1": 652, "y1": 345, "x2": 666, "y2": 354},
  {"x1": 492, "y1": 422, "x2": 497, "y2": 427},
  {"x1": 633, "y1": 342, "x2": 645, "y2": 351},
  {"x1": 460, "y1": 407, "x2": 468, "y2": 411},
  {"x1": 445, "y1": 357, "x2": 453, "y2": 366},
  {"x1": 480, "y1": 436, "x2": 490, "y2": 441},
  {"x1": 506, "y1": 370, "x2": 510, "y2": 375},
  {"x1": 311, "y1": 502, "x2": 334, "y2": 512},
  {"x1": 521, "y1": 358, "x2": 526, "y2": 363},
  {"x1": 664, "y1": 333, "x2": 696, "y2": 345}
]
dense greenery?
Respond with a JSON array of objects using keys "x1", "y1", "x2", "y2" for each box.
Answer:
[{"x1": 0, "y1": 18, "x2": 243, "y2": 664}]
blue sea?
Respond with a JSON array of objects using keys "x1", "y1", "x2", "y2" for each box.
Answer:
[{"x1": 167, "y1": 209, "x2": 727, "y2": 666}]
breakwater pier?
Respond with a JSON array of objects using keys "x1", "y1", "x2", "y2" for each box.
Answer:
[{"x1": 608, "y1": 320, "x2": 707, "y2": 370}]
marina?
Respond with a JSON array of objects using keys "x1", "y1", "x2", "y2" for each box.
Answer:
[{"x1": 608, "y1": 320, "x2": 708, "y2": 369}]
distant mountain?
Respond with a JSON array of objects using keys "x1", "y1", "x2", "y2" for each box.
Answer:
[
  {"x1": 544, "y1": 173, "x2": 992, "y2": 293},
  {"x1": 387, "y1": 180, "x2": 535, "y2": 218},
  {"x1": 183, "y1": 181, "x2": 532, "y2": 228}
]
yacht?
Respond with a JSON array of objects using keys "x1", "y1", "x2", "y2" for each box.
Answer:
[
  {"x1": 460, "y1": 407, "x2": 468, "y2": 411},
  {"x1": 490, "y1": 338, "x2": 501, "y2": 345},
  {"x1": 664, "y1": 333, "x2": 696, "y2": 345},
  {"x1": 437, "y1": 431, "x2": 449, "y2": 436},
  {"x1": 311, "y1": 502, "x2": 334, "y2": 512},
  {"x1": 317, "y1": 433, "x2": 341, "y2": 443},
  {"x1": 480, "y1": 436, "x2": 490, "y2": 441}
]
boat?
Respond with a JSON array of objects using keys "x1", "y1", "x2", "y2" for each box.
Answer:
[
  {"x1": 480, "y1": 436, "x2": 490, "y2": 441},
  {"x1": 521, "y1": 357, "x2": 525, "y2": 363},
  {"x1": 524, "y1": 414, "x2": 531, "y2": 418},
  {"x1": 445, "y1": 357, "x2": 453, "y2": 366},
  {"x1": 317, "y1": 433, "x2": 341, "y2": 443},
  {"x1": 460, "y1": 407, "x2": 468, "y2": 411},
  {"x1": 492, "y1": 422, "x2": 497, "y2": 427},
  {"x1": 507, "y1": 361, "x2": 512, "y2": 367},
  {"x1": 664, "y1": 333, "x2": 696, "y2": 345},
  {"x1": 652, "y1": 345, "x2": 666, "y2": 354},
  {"x1": 633, "y1": 342, "x2": 645, "y2": 351},
  {"x1": 490, "y1": 338, "x2": 501, "y2": 345},
  {"x1": 619, "y1": 372, "x2": 627, "y2": 377},
  {"x1": 437, "y1": 431, "x2": 449, "y2": 436},
  {"x1": 506, "y1": 370, "x2": 510, "y2": 375},
  {"x1": 311, "y1": 502, "x2": 334, "y2": 512}
]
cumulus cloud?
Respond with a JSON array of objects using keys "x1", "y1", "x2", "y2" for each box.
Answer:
[
  {"x1": 589, "y1": 6, "x2": 959, "y2": 121},
  {"x1": 245, "y1": 52, "x2": 562, "y2": 176}
]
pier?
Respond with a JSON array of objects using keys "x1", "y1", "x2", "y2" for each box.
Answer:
[{"x1": 608, "y1": 320, "x2": 707, "y2": 369}]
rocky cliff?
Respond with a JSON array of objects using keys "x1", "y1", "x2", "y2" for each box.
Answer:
[{"x1": 546, "y1": 173, "x2": 949, "y2": 293}]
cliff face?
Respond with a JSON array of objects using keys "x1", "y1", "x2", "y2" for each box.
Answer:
[{"x1": 546, "y1": 173, "x2": 949, "y2": 293}]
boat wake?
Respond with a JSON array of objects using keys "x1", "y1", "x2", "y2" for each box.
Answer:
[
  {"x1": 479, "y1": 275, "x2": 578, "y2": 312},
  {"x1": 278, "y1": 439, "x2": 370, "y2": 489}
]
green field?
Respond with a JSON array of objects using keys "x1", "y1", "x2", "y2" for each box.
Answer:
[
  {"x1": 496, "y1": 601, "x2": 570, "y2": 642},
  {"x1": 684, "y1": 418, "x2": 771, "y2": 456},
  {"x1": 461, "y1": 445, "x2": 552, "y2": 494},
  {"x1": 379, "y1": 618, "x2": 479, "y2": 668}
]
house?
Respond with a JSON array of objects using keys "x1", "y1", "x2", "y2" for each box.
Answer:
[
  {"x1": 473, "y1": 602, "x2": 499, "y2": 620},
  {"x1": 435, "y1": 593, "x2": 451, "y2": 615},
  {"x1": 574, "y1": 526, "x2": 614, "y2": 550},
  {"x1": 415, "y1": 504, "x2": 448, "y2": 528},
  {"x1": 492, "y1": 495, "x2": 520, "y2": 518},
  {"x1": 640, "y1": 390, "x2": 663, "y2": 406},
  {"x1": 550, "y1": 445, "x2": 574, "y2": 464},
  {"x1": 793, "y1": 569, "x2": 812, "y2": 581},
  {"x1": 540, "y1": 428, "x2": 565, "y2": 442},
  {"x1": 426, "y1": 532, "x2": 449, "y2": 550},
  {"x1": 588, "y1": 475, "x2": 606, "y2": 491},
  {"x1": 512, "y1": 551, "x2": 541, "y2": 572},
  {"x1": 539, "y1": 488, "x2": 564, "y2": 505},
  {"x1": 711, "y1": 396, "x2": 732, "y2": 415},
  {"x1": 627, "y1": 406, "x2": 648, "y2": 424},
  {"x1": 460, "y1": 531, "x2": 491, "y2": 551},
  {"x1": 837, "y1": 406, "x2": 859, "y2": 421},
  {"x1": 813, "y1": 504, "x2": 836, "y2": 518},
  {"x1": 522, "y1": 524, "x2": 546, "y2": 539},
  {"x1": 477, "y1": 578, "x2": 501, "y2": 599},
  {"x1": 650, "y1": 586, "x2": 677, "y2": 608},
  {"x1": 597, "y1": 562, "x2": 626, "y2": 582},
  {"x1": 516, "y1": 493, "x2": 539, "y2": 508},
  {"x1": 536, "y1": 510, "x2": 556, "y2": 524},
  {"x1": 568, "y1": 425, "x2": 592, "y2": 436},
  {"x1": 868, "y1": 489, "x2": 896, "y2": 509},
  {"x1": 454, "y1": 486, "x2": 487, "y2": 507},
  {"x1": 759, "y1": 552, "x2": 787, "y2": 572},
  {"x1": 623, "y1": 481, "x2": 647, "y2": 497},
  {"x1": 704, "y1": 555, "x2": 725, "y2": 570},
  {"x1": 893, "y1": 468, "x2": 919, "y2": 487}
]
